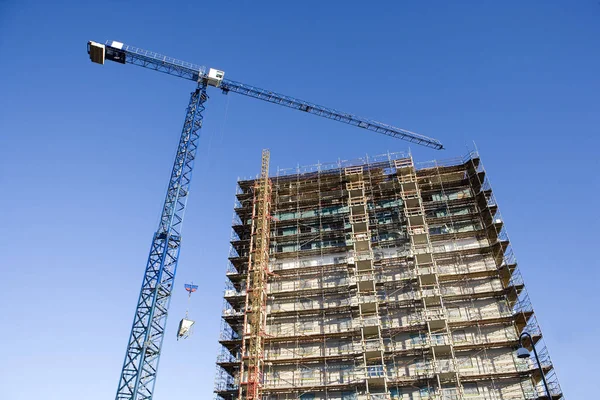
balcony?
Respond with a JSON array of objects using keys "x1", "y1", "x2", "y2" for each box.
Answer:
[
  {"x1": 357, "y1": 273, "x2": 375, "y2": 292},
  {"x1": 359, "y1": 315, "x2": 381, "y2": 335},
  {"x1": 349, "y1": 197, "x2": 368, "y2": 215},
  {"x1": 350, "y1": 214, "x2": 369, "y2": 233},
  {"x1": 353, "y1": 232, "x2": 372, "y2": 252},
  {"x1": 347, "y1": 181, "x2": 365, "y2": 198},
  {"x1": 421, "y1": 287, "x2": 442, "y2": 306},
  {"x1": 353, "y1": 251, "x2": 374, "y2": 271},
  {"x1": 434, "y1": 360, "x2": 456, "y2": 381},
  {"x1": 408, "y1": 225, "x2": 428, "y2": 245},
  {"x1": 357, "y1": 295, "x2": 378, "y2": 314},
  {"x1": 364, "y1": 339, "x2": 384, "y2": 359},
  {"x1": 429, "y1": 334, "x2": 452, "y2": 355},
  {"x1": 417, "y1": 266, "x2": 437, "y2": 285},
  {"x1": 365, "y1": 365, "x2": 386, "y2": 386},
  {"x1": 345, "y1": 166, "x2": 364, "y2": 176},
  {"x1": 397, "y1": 172, "x2": 415, "y2": 183},
  {"x1": 394, "y1": 158, "x2": 413, "y2": 170},
  {"x1": 423, "y1": 308, "x2": 447, "y2": 330}
]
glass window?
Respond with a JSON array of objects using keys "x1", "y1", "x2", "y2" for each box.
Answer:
[
  {"x1": 410, "y1": 332, "x2": 426, "y2": 345},
  {"x1": 301, "y1": 298, "x2": 312, "y2": 310},
  {"x1": 300, "y1": 367, "x2": 313, "y2": 380},
  {"x1": 282, "y1": 226, "x2": 297, "y2": 236},
  {"x1": 339, "y1": 364, "x2": 352, "y2": 382},
  {"x1": 342, "y1": 391, "x2": 357, "y2": 400},
  {"x1": 459, "y1": 356, "x2": 473, "y2": 368},
  {"x1": 463, "y1": 383, "x2": 479, "y2": 395},
  {"x1": 431, "y1": 333, "x2": 445, "y2": 345},
  {"x1": 441, "y1": 387, "x2": 458, "y2": 400},
  {"x1": 447, "y1": 307, "x2": 461, "y2": 319},
  {"x1": 281, "y1": 244, "x2": 297, "y2": 252},
  {"x1": 498, "y1": 301, "x2": 510, "y2": 314},
  {"x1": 453, "y1": 329, "x2": 466, "y2": 343},
  {"x1": 367, "y1": 365, "x2": 384, "y2": 377},
  {"x1": 301, "y1": 320, "x2": 313, "y2": 331}
]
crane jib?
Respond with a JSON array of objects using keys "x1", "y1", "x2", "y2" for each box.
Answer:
[{"x1": 88, "y1": 40, "x2": 443, "y2": 150}]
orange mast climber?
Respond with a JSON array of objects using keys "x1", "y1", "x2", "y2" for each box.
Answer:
[{"x1": 239, "y1": 149, "x2": 272, "y2": 400}]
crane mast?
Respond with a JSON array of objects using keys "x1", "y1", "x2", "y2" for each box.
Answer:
[
  {"x1": 115, "y1": 85, "x2": 208, "y2": 400},
  {"x1": 87, "y1": 39, "x2": 443, "y2": 400}
]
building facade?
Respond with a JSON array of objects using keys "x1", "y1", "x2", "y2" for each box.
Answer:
[{"x1": 215, "y1": 151, "x2": 562, "y2": 400}]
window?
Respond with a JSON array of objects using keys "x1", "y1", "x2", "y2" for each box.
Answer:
[
  {"x1": 300, "y1": 393, "x2": 315, "y2": 400},
  {"x1": 453, "y1": 329, "x2": 466, "y2": 343},
  {"x1": 339, "y1": 364, "x2": 352, "y2": 382},
  {"x1": 463, "y1": 383, "x2": 479, "y2": 396},
  {"x1": 300, "y1": 320, "x2": 314, "y2": 332},
  {"x1": 334, "y1": 256, "x2": 346, "y2": 264},
  {"x1": 281, "y1": 226, "x2": 297, "y2": 236},
  {"x1": 410, "y1": 332, "x2": 426, "y2": 345},
  {"x1": 298, "y1": 345, "x2": 310, "y2": 356},
  {"x1": 300, "y1": 367, "x2": 313, "y2": 381},
  {"x1": 301, "y1": 242, "x2": 313, "y2": 251},
  {"x1": 458, "y1": 356, "x2": 473, "y2": 369},
  {"x1": 270, "y1": 346, "x2": 281, "y2": 357},
  {"x1": 342, "y1": 391, "x2": 357, "y2": 400},
  {"x1": 419, "y1": 387, "x2": 431, "y2": 397},
  {"x1": 447, "y1": 307, "x2": 461, "y2": 319},
  {"x1": 429, "y1": 226, "x2": 442, "y2": 235},
  {"x1": 280, "y1": 243, "x2": 297, "y2": 253},
  {"x1": 299, "y1": 279, "x2": 311, "y2": 289},
  {"x1": 498, "y1": 301, "x2": 510, "y2": 314},
  {"x1": 301, "y1": 298, "x2": 312, "y2": 310},
  {"x1": 441, "y1": 387, "x2": 458, "y2": 400},
  {"x1": 367, "y1": 365, "x2": 384, "y2": 377},
  {"x1": 339, "y1": 341, "x2": 351, "y2": 353},
  {"x1": 435, "y1": 207, "x2": 448, "y2": 217},
  {"x1": 430, "y1": 333, "x2": 446, "y2": 345}
]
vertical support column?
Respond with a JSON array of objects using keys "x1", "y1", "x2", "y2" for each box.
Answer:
[
  {"x1": 345, "y1": 166, "x2": 389, "y2": 400},
  {"x1": 116, "y1": 85, "x2": 208, "y2": 400},
  {"x1": 239, "y1": 150, "x2": 272, "y2": 400},
  {"x1": 395, "y1": 158, "x2": 463, "y2": 399}
]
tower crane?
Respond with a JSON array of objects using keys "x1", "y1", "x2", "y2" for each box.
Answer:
[{"x1": 87, "y1": 39, "x2": 443, "y2": 400}]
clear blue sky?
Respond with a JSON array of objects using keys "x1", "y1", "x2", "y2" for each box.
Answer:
[{"x1": 0, "y1": 1, "x2": 598, "y2": 398}]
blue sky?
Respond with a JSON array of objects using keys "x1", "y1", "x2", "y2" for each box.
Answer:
[{"x1": 0, "y1": 1, "x2": 598, "y2": 398}]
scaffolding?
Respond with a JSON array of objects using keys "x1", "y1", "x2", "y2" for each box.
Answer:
[
  {"x1": 238, "y1": 149, "x2": 273, "y2": 400},
  {"x1": 215, "y1": 151, "x2": 563, "y2": 400}
]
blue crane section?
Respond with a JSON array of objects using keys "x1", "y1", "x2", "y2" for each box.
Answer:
[
  {"x1": 89, "y1": 40, "x2": 444, "y2": 150},
  {"x1": 87, "y1": 39, "x2": 443, "y2": 400}
]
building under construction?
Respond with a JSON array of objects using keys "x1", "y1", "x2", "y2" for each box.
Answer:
[{"x1": 214, "y1": 150, "x2": 562, "y2": 400}]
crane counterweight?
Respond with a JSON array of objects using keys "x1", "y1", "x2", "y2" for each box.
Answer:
[{"x1": 87, "y1": 41, "x2": 105, "y2": 64}]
